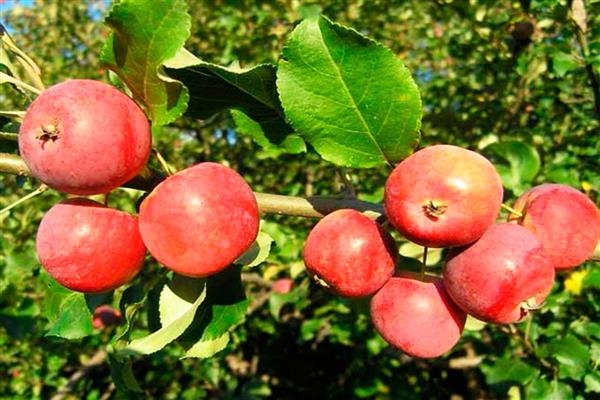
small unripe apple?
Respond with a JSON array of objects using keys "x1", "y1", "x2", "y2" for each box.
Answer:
[
  {"x1": 370, "y1": 272, "x2": 466, "y2": 358},
  {"x1": 139, "y1": 162, "x2": 259, "y2": 278},
  {"x1": 36, "y1": 198, "x2": 146, "y2": 293},
  {"x1": 384, "y1": 144, "x2": 503, "y2": 248},
  {"x1": 443, "y1": 223, "x2": 555, "y2": 324},
  {"x1": 303, "y1": 209, "x2": 396, "y2": 297},
  {"x1": 508, "y1": 184, "x2": 600, "y2": 270},
  {"x1": 19, "y1": 79, "x2": 151, "y2": 195}
]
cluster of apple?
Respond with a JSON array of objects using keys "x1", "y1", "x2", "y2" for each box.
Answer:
[
  {"x1": 20, "y1": 79, "x2": 260, "y2": 294},
  {"x1": 303, "y1": 145, "x2": 600, "y2": 358},
  {"x1": 18, "y1": 79, "x2": 600, "y2": 359}
]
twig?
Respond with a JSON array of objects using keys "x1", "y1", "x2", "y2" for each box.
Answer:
[
  {"x1": 0, "y1": 184, "x2": 48, "y2": 216},
  {"x1": 51, "y1": 350, "x2": 107, "y2": 400}
]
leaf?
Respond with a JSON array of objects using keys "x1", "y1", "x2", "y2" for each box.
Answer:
[
  {"x1": 183, "y1": 266, "x2": 248, "y2": 358},
  {"x1": 526, "y1": 379, "x2": 574, "y2": 400},
  {"x1": 231, "y1": 109, "x2": 306, "y2": 154},
  {"x1": 107, "y1": 350, "x2": 143, "y2": 395},
  {"x1": 583, "y1": 269, "x2": 600, "y2": 289},
  {"x1": 536, "y1": 335, "x2": 590, "y2": 380},
  {"x1": 277, "y1": 15, "x2": 422, "y2": 168},
  {"x1": 183, "y1": 332, "x2": 230, "y2": 359},
  {"x1": 100, "y1": 0, "x2": 191, "y2": 125},
  {"x1": 552, "y1": 51, "x2": 579, "y2": 78},
  {"x1": 484, "y1": 141, "x2": 540, "y2": 194},
  {"x1": 41, "y1": 273, "x2": 92, "y2": 340},
  {"x1": 235, "y1": 230, "x2": 274, "y2": 267},
  {"x1": 481, "y1": 357, "x2": 539, "y2": 385},
  {"x1": 585, "y1": 372, "x2": 600, "y2": 393},
  {"x1": 269, "y1": 286, "x2": 308, "y2": 319},
  {"x1": 122, "y1": 277, "x2": 206, "y2": 355}
]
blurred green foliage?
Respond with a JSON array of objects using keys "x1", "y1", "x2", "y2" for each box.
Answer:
[{"x1": 1, "y1": 0, "x2": 599, "y2": 399}]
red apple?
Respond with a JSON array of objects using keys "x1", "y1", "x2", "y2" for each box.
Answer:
[
  {"x1": 384, "y1": 144, "x2": 503, "y2": 248},
  {"x1": 272, "y1": 278, "x2": 294, "y2": 294},
  {"x1": 303, "y1": 209, "x2": 396, "y2": 297},
  {"x1": 139, "y1": 162, "x2": 259, "y2": 278},
  {"x1": 370, "y1": 272, "x2": 466, "y2": 358},
  {"x1": 508, "y1": 184, "x2": 600, "y2": 270},
  {"x1": 92, "y1": 305, "x2": 123, "y2": 329},
  {"x1": 36, "y1": 198, "x2": 146, "y2": 293},
  {"x1": 443, "y1": 223, "x2": 554, "y2": 324},
  {"x1": 19, "y1": 79, "x2": 151, "y2": 195}
]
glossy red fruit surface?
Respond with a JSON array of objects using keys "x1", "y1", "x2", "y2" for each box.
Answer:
[
  {"x1": 303, "y1": 209, "x2": 396, "y2": 297},
  {"x1": 509, "y1": 184, "x2": 600, "y2": 270},
  {"x1": 444, "y1": 223, "x2": 555, "y2": 324},
  {"x1": 92, "y1": 305, "x2": 122, "y2": 329},
  {"x1": 370, "y1": 272, "x2": 466, "y2": 358},
  {"x1": 36, "y1": 198, "x2": 146, "y2": 293},
  {"x1": 19, "y1": 79, "x2": 151, "y2": 195},
  {"x1": 384, "y1": 144, "x2": 503, "y2": 248},
  {"x1": 272, "y1": 278, "x2": 294, "y2": 294},
  {"x1": 139, "y1": 162, "x2": 259, "y2": 278}
]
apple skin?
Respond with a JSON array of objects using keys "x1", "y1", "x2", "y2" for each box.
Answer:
[
  {"x1": 302, "y1": 209, "x2": 396, "y2": 297},
  {"x1": 370, "y1": 272, "x2": 466, "y2": 358},
  {"x1": 443, "y1": 223, "x2": 555, "y2": 324},
  {"x1": 92, "y1": 305, "x2": 122, "y2": 330},
  {"x1": 36, "y1": 198, "x2": 146, "y2": 293},
  {"x1": 19, "y1": 79, "x2": 151, "y2": 195},
  {"x1": 384, "y1": 144, "x2": 503, "y2": 248},
  {"x1": 508, "y1": 184, "x2": 600, "y2": 270},
  {"x1": 139, "y1": 162, "x2": 259, "y2": 278}
]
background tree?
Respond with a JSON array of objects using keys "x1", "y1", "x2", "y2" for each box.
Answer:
[{"x1": 1, "y1": 0, "x2": 599, "y2": 399}]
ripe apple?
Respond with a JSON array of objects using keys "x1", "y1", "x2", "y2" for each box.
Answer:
[
  {"x1": 303, "y1": 209, "x2": 396, "y2": 297},
  {"x1": 384, "y1": 144, "x2": 503, "y2": 248},
  {"x1": 139, "y1": 162, "x2": 259, "y2": 278},
  {"x1": 443, "y1": 223, "x2": 555, "y2": 324},
  {"x1": 19, "y1": 79, "x2": 151, "y2": 195},
  {"x1": 370, "y1": 272, "x2": 466, "y2": 358},
  {"x1": 36, "y1": 198, "x2": 146, "y2": 293},
  {"x1": 508, "y1": 184, "x2": 600, "y2": 270}
]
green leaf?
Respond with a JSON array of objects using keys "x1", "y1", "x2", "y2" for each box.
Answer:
[
  {"x1": 100, "y1": 0, "x2": 191, "y2": 125},
  {"x1": 277, "y1": 15, "x2": 422, "y2": 168},
  {"x1": 536, "y1": 335, "x2": 590, "y2": 380},
  {"x1": 481, "y1": 356, "x2": 539, "y2": 385},
  {"x1": 183, "y1": 332, "x2": 230, "y2": 359},
  {"x1": 552, "y1": 51, "x2": 579, "y2": 77},
  {"x1": 122, "y1": 276, "x2": 206, "y2": 355},
  {"x1": 41, "y1": 273, "x2": 92, "y2": 340},
  {"x1": 526, "y1": 379, "x2": 574, "y2": 400},
  {"x1": 183, "y1": 267, "x2": 248, "y2": 358},
  {"x1": 484, "y1": 141, "x2": 540, "y2": 194},
  {"x1": 231, "y1": 109, "x2": 306, "y2": 154},
  {"x1": 269, "y1": 286, "x2": 308, "y2": 319},
  {"x1": 107, "y1": 350, "x2": 143, "y2": 395},
  {"x1": 585, "y1": 372, "x2": 600, "y2": 393},
  {"x1": 583, "y1": 269, "x2": 600, "y2": 289},
  {"x1": 235, "y1": 230, "x2": 274, "y2": 267}
]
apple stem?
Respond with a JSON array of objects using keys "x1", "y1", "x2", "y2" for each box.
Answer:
[
  {"x1": 153, "y1": 148, "x2": 175, "y2": 176},
  {"x1": 0, "y1": 184, "x2": 48, "y2": 216},
  {"x1": 501, "y1": 203, "x2": 523, "y2": 218},
  {"x1": 421, "y1": 246, "x2": 429, "y2": 278}
]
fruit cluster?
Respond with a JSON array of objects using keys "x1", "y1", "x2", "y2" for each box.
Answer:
[
  {"x1": 304, "y1": 145, "x2": 600, "y2": 358},
  {"x1": 19, "y1": 80, "x2": 600, "y2": 359}
]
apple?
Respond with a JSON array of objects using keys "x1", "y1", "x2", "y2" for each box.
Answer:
[
  {"x1": 508, "y1": 184, "x2": 600, "y2": 270},
  {"x1": 443, "y1": 223, "x2": 555, "y2": 324},
  {"x1": 272, "y1": 278, "x2": 294, "y2": 294},
  {"x1": 303, "y1": 209, "x2": 396, "y2": 297},
  {"x1": 36, "y1": 198, "x2": 146, "y2": 293},
  {"x1": 138, "y1": 162, "x2": 259, "y2": 278},
  {"x1": 370, "y1": 272, "x2": 466, "y2": 358},
  {"x1": 384, "y1": 144, "x2": 503, "y2": 248},
  {"x1": 19, "y1": 79, "x2": 151, "y2": 195},
  {"x1": 92, "y1": 305, "x2": 122, "y2": 329}
]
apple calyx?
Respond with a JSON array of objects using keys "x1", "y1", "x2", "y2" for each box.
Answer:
[
  {"x1": 311, "y1": 273, "x2": 331, "y2": 289},
  {"x1": 423, "y1": 199, "x2": 448, "y2": 218},
  {"x1": 37, "y1": 121, "x2": 60, "y2": 143},
  {"x1": 519, "y1": 296, "x2": 543, "y2": 318}
]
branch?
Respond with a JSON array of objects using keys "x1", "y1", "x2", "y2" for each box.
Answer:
[
  {"x1": 0, "y1": 153, "x2": 384, "y2": 219},
  {"x1": 51, "y1": 350, "x2": 107, "y2": 400}
]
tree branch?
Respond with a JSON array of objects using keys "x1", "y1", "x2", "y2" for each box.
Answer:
[{"x1": 0, "y1": 153, "x2": 384, "y2": 219}]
